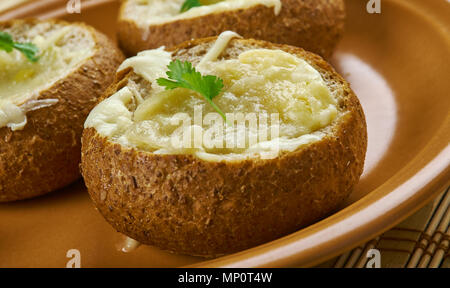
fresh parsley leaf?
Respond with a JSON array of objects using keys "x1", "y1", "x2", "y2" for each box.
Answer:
[
  {"x1": 13, "y1": 42, "x2": 39, "y2": 62},
  {"x1": 157, "y1": 60, "x2": 227, "y2": 121},
  {"x1": 0, "y1": 31, "x2": 14, "y2": 52},
  {"x1": 0, "y1": 31, "x2": 39, "y2": 62},
  {"x1": 180, "y1": 0, "x2": 202, "y2": 13}
]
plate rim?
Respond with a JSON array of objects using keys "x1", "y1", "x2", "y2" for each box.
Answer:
[
  {"x1": 1, "y1": 0, "x2": 449, "y2": 268},
  {"x1": 191, "y1": 0, "x2": 450, "y2": 267}
]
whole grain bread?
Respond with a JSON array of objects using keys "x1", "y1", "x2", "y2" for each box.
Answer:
[
  {"x1": 81, "y1": 37, "x2": 367, "y2": 257},
  {"x1": 118, "y1": 0, "x2": 346, "y2": 58},
  {"x1": 0, "y1": 20, "x2": 124, "y2": 202}
]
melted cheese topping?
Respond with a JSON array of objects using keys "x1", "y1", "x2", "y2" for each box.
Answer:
[
  {"x1": 125, "y1": 0, "x2": 282, "y2": 27},
  {"x1": 86, "y1": 31, "x2": 338, "y2": 161},
  {"x1": 0, "y1": 99, "x2": 59, "y2": 131},
  {"x1": 0, "y1": 25, "x2": 95, "y2": 130}
]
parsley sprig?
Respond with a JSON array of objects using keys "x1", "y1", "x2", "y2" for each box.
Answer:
[
  {"x1": 180, "y1": 0, "x2": 224, "y2": 13},
  {"x1": 0, "y1": 31, "x2": 39, "y2": 62},
  {"x1": 180, "y1": 0, "x2": 202, "y2": 12},
  {"x1": 157, "y1": 60, "x2": 227, "y2": 121}
]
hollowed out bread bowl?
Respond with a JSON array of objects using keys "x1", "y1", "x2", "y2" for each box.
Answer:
[
  {"x1": 0, "y1": 20, "x2": 124, "y2": 202},
  {"x1": 81, "y1": 34, "x2": 367, "y2": 257},
  {"x1": 118, "y1": 0, "x2": 346, "y2": 58}
]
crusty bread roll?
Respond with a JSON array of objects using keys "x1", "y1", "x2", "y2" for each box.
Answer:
[
  {"x1": 0, "y1": 20, "x2": 124, "y2": 202},
  {"x1": 81, "y1": 34, "x2": 367, "y2": 257},
  {"x1": 118, "y1": 0, "x2": 345, "y2": 58}
]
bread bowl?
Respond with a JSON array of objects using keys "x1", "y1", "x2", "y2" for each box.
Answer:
[
  {"x1": 81, "y1": 32, "x2": 367, "y2": 257},
  {"x1": 0, "y1": 20, "x2": 124, "y2": 202},
  {"x1": 117, "y1": 0, "x2": 346, "y2": 58}
]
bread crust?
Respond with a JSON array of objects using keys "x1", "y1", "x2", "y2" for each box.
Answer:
[
  {"x1": 0, "y1": 20, "x2": 124, "y2": 202},
  {"x1": 81, "y1": 38, "x2": 367, "y2": 257},
  {"x1": 117, "y1": 0, "x2": 345, "y2": 58}
]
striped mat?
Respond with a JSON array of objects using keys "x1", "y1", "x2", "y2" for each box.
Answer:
[{"x1": 317, "y1": 187, "x2": 450, "y2": 268}]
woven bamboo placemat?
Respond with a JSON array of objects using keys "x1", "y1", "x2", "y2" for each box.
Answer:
[
  {"x1": 317, "y1": 187, "x2": 450, "y2": 268},
  {"x1": 1, "y1": 0, "x2": 449, "y2": 269}
]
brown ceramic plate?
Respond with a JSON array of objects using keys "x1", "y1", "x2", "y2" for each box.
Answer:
[{"x1": 0, "y1": 0, "x2": 449, "y2": 268}]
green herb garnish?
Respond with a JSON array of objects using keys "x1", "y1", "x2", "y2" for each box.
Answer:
[
  {"x1": 180, "y1": 0, "x2": 202, "y2": 13},
  {"x1": 157, "y1": 60, "x2": 227, "y2": 121},
  {"x1": 180, "y1": 0, "x2": 224, "y2": 13},
  {"x1": 0, "y1": 31, "x2": 39, "y2": 62}
]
